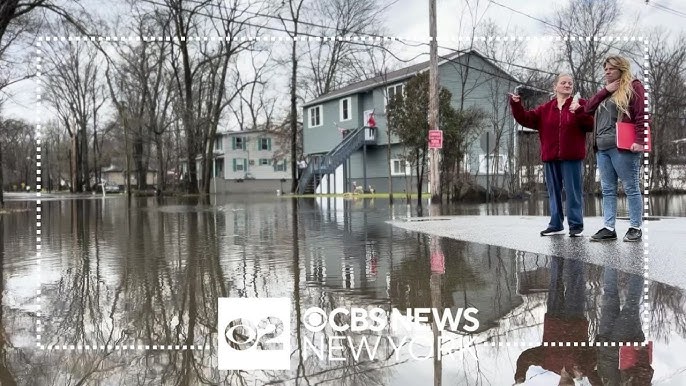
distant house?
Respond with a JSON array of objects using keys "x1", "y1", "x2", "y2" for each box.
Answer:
[
  {"x1": 299, "y1": 49, "x2": 548, "y2": 195},
  {"x1": 100, "y1": 164, "x2": 157, "y2": 188},
  {"x1": 203, "y1": 129, "x2": 292, "y2": 194}
]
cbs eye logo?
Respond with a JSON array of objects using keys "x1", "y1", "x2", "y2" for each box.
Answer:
[
  {"x1": 217, "y1": 298, "x2": 291, "y2": 370},
  {"x1": 224, "y1": 316, "x2": 285, "y2": 351}
]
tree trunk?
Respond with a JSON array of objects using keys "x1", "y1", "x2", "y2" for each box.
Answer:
[
  {"x1": 155, "y1": 134, "x2": 166, "y2": 191},
  {"x1": 0, "y1": 144, "x2": 4, "y2": 207},
  {"x1": 71, "y1": 133, "x2": 80, "y2": 192},
  {"x1": 134, "y1": 133, "x2": 145, "y2": 191},
  {"x1": 80, "y1": 122, "x2": 89, "y2": 191}
]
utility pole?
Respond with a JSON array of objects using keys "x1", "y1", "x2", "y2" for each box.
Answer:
[{"x1": 428, "y1": 0, "x2": 441, "y2": 204}]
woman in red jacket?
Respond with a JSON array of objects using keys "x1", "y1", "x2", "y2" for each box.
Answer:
[{"x1": 510, "y1": 74, "x2": 594, "y2": 237}]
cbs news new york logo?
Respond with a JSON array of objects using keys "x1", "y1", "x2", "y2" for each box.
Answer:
[{"x1": 217, "y1": 298, "x2": 291, "y2": 370}]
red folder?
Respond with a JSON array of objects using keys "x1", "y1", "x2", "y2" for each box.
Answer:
[
  {"x1": 619, "y1": 341, "x2": 653, "y2": 370},
  {"x1": 617, "y1": 122, "x2": 652, "y2": 152}
]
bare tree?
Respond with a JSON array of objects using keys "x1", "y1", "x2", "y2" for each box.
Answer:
[
  {"x1": 278, "y1": 0, "x2": 306, "y2": 193},
  {"x1": 302, "y1": 0, "x2": 394, "y2": 99},
  {"x1": 545, "y1": 0, "x2": 637, "y2": 192},
  {"x1": 644, "y1": 31, "x2": 686, "y2": 192},
  {"x1": 0, "y1": 118, "x2": 34, "y2": 201},
  {"x1": 474, "y1": 21, "x2": 529, "y2": 196},
  {"x1": 136, "y1": 0, "x2": 260, "y2": 194},
  {"x1": 43, "y1": 27, "x2": 101, "y2": 192},
  {"x1": 230, "y1": 51, "x2": 276, "y2": 132}
]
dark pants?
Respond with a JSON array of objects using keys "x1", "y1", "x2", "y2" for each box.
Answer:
[
  {"x1": 544, "y1": 160, "x2": 584, "y2": 231},
  {"x1": 547, "y1": 256, "x2": 585, "y2": 317}
]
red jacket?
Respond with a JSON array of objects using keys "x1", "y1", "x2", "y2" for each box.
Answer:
[
  {"x1": 584, "y1": 79, "x2": 650, "y2": 146},
  {"x1": 515, "y1": 314, "x2": 602, "y2": 385},
  {"x1": 510, "y1": 97, "x2": 594, "y2": 162}
]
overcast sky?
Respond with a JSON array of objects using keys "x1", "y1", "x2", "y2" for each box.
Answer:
[
  {"x1": 385, "y1": 0, "x2": 684, "y2": 38},
  {"x1": 2, "y1": 0, "x2": 685, "y2": 121}
]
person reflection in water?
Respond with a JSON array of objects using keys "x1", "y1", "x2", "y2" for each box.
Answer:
[
  {"x1": 515, "y1": 257, "x2": 602, "y2": 385},
  {"x1": 596, "y1": 267, "x2": 654, "y2": 385}
]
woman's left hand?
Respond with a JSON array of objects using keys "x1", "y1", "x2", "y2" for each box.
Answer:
[
  {"x1": 630, "y1": 143, "x2": 644, "y2": 152},
  {"x1": 570, "y1": 101, "x2": 581, "y2": 113}
]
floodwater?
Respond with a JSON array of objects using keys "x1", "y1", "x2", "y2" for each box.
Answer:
[{"x1": 0, "y1": 194, "x2": 685, "y2": 385}]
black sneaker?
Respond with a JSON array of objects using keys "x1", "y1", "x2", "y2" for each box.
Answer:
[
  {"x1": 541, "y1": 227, "x2": 565, "y2": 236},
  {"x1": 623, "y1": 227, "x2": 642, "y2": 242},
  {"x1": 569, "y1": 228, "x2": 584, "y2": 237},
  {"x1": 590, "y1": 227, "x2": 617, "y2": 241}
]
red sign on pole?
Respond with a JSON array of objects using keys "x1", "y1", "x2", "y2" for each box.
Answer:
[{"x1": 428, "y1": 129, "x2": 443, "y2": 149}]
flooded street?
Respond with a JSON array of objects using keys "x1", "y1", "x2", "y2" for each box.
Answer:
[{"x1": 1, "y1": 194, "x2": 685, "y2": 385}]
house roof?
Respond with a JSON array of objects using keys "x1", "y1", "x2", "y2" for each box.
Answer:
[
  {"x1": 220, "y1": 126, "x2": 302, "y2": 136},
  {"x1": 303, "y1": 49, "x2": 524, "y2": 107}
]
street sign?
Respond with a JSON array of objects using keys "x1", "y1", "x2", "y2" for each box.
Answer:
[
  {"x1": 428, "y1": 129, "x2": 443, "y2": 149},
  {"x1": 480, "y1": 131, "x2": 496, "y2": 153}
]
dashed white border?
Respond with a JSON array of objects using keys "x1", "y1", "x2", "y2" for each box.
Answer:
[
  {"x1": 36, "y1": 40, "x2": 42, "y2": 350},
  {"x1": 643, "y1": 44, "x2": 651, "y2": 342},
  {"x1": 39, "y1": 35, "x2": 645, "y2": 43},
  {"x1": 36, "y1": 35, "x2": 651, "y2": 351}
]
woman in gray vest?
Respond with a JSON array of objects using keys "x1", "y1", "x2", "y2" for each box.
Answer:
[{"x1": 584, "y1": 56, "x2": 649, "y2": 242}]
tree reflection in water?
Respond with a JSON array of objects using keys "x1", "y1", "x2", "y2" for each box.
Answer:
[{"x1": 0, "y1": 197, "x2": 683, "y2": 384}]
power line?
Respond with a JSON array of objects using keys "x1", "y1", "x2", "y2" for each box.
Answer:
[
  {"x1": 54, "y1": 0, "x2": 684, "y2": 110},
  {"x1": 647, "y1": 1, "x2": 686, "y2": 19},
  {"x1": 131, "y1": 0, "x2": 425, "y2": 66},
  {"x1": 486, "y1": 0, "x2": 637, "y2": 57}
]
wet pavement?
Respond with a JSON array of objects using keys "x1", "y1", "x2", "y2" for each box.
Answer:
[
  {"x1": 390, "y1": 215, "x2": 686, "y2": 290},
  {"x1": 0, "y1": 194, "x2": 684, "y2": 385}
]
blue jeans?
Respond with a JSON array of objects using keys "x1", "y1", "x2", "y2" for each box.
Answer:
[
  {"x1": 544, "y1": 160, "x2": 584, "y2": 230},
  {"x1": 547, "y1": 257, "x2": 585, "y2": 317},
  {"x1": 599, "y1": 267, "x2": 644, "y2": 342},
  {"x1": 597, "y1": 149, "x2": 642, "y2": 228}
]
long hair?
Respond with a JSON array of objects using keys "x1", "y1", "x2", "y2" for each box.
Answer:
[{"x1": 605, "y1": 56, "x2": 635, "y2": 119}]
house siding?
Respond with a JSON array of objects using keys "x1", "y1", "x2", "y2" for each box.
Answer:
[
  {"x1": 302, "y1": 51, "x2": 526, "y2": 194},
  {"x1": 217, "y1": 132, "x2": 291, "y2": 181}
]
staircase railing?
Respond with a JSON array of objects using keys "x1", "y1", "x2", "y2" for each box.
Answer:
[{"x1": 296, "y1": 127, "x2": 367, "y2": 194}]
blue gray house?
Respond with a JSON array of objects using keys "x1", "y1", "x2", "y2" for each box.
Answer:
[{"x1": 298, "y1": 49, "x2": 546, "y2": 195}]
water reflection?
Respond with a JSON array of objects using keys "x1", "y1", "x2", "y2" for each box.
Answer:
[
  {"x1": 513, "y1": 258, "x2": 653, "y2": 385},
  {"x1": 597, "y1": 268, "x2": 653, "y2": 385},
  {"x1": 0, "y1": 196, "x2": 683, "y2": 384}
]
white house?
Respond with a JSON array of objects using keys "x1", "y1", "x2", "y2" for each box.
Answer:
[{"x1": 210, "y1": 130, "x2": 292, "y2": 194}]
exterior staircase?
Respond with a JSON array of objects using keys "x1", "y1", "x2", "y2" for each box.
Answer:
[{"x1": 296, "y1": 127, "x2": 375, "y2": 195}]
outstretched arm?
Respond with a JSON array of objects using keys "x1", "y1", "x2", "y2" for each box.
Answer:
[{"x1": 510, "y1": 97, "x2": 542, "y2": 131}]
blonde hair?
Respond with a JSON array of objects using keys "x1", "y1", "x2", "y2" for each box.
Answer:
[{"x1": 604, "y1": 56, "x2": 636, "y2": 119}]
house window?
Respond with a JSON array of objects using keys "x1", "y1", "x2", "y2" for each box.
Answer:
[
  {"x1": 390, "y1": 159, "x2": 410, "y2": 176},
  {"x1": 309, "y1": 105, "x2": 322, "y2": 128},
  {"x1": 274, "y1": 160, "x2": 287, "y2": 172},
  {"x1": 214, "y1": 158, "x2": 224, "y2": 177},
  {"x1": 259, "y1": 158, "x2": 271, "y2": 166},
  {"x1": 340, "y1": 97, "x2": 351, "y2": 121},
  {"x1": 232, "y1": 136, "x2": 246, "y2": 150},
  {"x1": 258, "y1": 137, "x2": 271, "y2": 151},
  {"x1": 232, "y1": 158, "x2": 247, "y2": 171},
  {"x1": 386, "y1": 84, "x2": 404, "y2": 108},
  {"x1": 214, "y1": 137, "x2": 223, "y2": 151}
]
